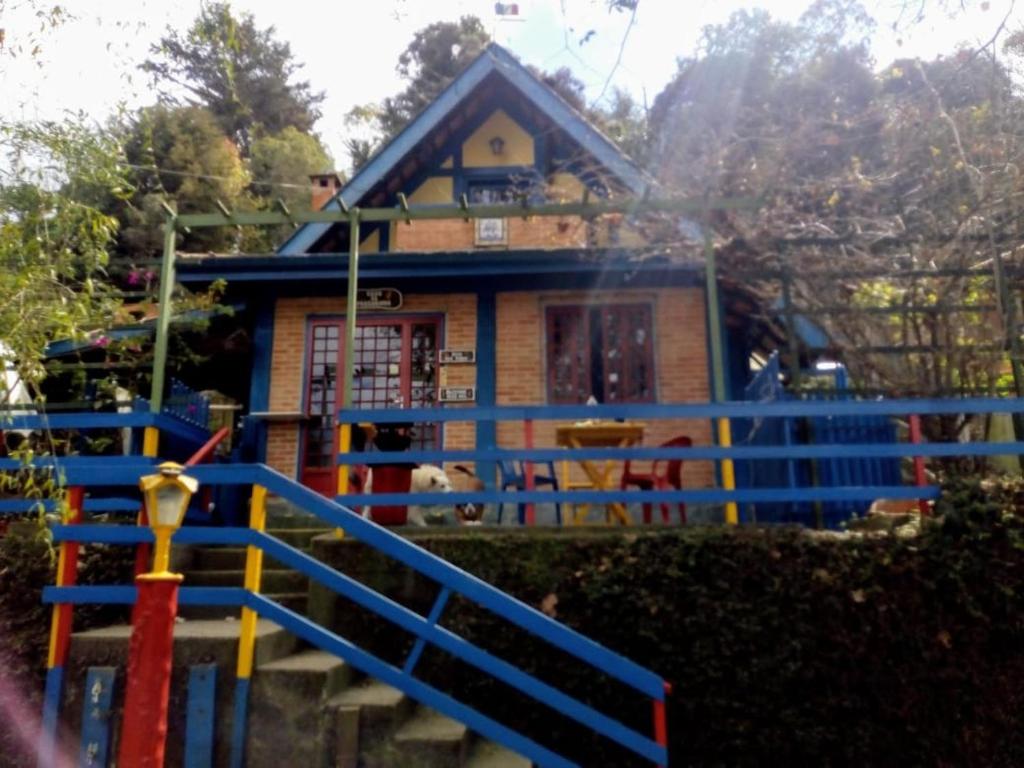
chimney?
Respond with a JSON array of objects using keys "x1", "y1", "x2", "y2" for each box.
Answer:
[{"x1": 309, "y1": 172, "x2": 343, "y2": 210}]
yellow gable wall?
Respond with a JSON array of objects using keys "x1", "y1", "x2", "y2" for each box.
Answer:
[
  {"x1": 462, "y1": 109, "x2": 534, "y2": 168},
  {"x1": 408, "y1": 176, "x2": 454, "y2": 205}
]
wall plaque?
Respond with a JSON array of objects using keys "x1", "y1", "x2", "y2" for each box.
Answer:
[
  {"x1": 356, "y1": 288, "x2": 403, "y2": 310},
  {"x1": 439, "y1": 387, "x2": 476, "y2": 403},
  {"x1": 439, "y1": 349, "x2": 476, "y2": 364}
]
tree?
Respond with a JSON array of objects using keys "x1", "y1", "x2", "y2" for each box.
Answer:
[
  {"x1": 111, "y1": 105, "x2": 248, "y2": 261},
  {"x1": 249, "y1": 126, "x2": 333, "y2": 212},
  {"x1": 643, "y1": 0, "x2": 1024, "y2": 420},
  {"x1": 244, "y1": 126, "x2": 334, "y2": 249},
  {"x1": 141, "y1": 2, "x2": 324, "y2": 154},
  {"x1": 344, "y1": 16, "x2": 490, "y2": 170},
  {"x1": 0, "y1": 118, "x2": 126, "y2": 398}
]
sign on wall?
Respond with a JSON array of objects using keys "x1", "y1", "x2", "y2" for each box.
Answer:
[
  {"x1": 439, "y1": 387, "x2": 476, "y2": 403},
  {"x1": 474, "y1": 218, "x2": 507, "y2": 246},
  {"x1": 440, "y1": 349, "x2": 476, "y2": 364},
  {"x1": 356, "y1": 288, "x2": 403, "y2": 310}
]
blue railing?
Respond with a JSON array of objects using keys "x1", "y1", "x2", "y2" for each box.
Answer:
[
  {"x1": 32, "y1": 461, "x2": 670, "y2": 767},
  {"x1": 334, "y1": 399, "x2": 1024, "y2": 520},
  {"x1": 161, "y1": 379, "x2": 211, "y2": 430},
  {"x1": 733, "y1": 354, "x2": 903, "y2": 524}
]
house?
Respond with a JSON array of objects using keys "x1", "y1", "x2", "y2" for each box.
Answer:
[{"x1": 177, "y1": 43, "x2": 765, "y2": 503}]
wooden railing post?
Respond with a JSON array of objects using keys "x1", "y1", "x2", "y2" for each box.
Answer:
[
  {"x1": 523, "y1": 419, "x2": 536, "y2": 526},
  {"x1": 908, "y1": 414, "x2": 930, "y2": 516},
  {"x1": 39, "y1": 486, "x2": 84, "y2": 767},
  {"x1": 230, "y1": 483, "x2": 267, "y2": 768},
  {"x1": 652, "y1": 681, "x2": 671, "y2": 767}
]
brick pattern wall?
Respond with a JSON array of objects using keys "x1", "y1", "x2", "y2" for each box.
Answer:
[
  {"x1": 393, "y1": 216, "x2": 588, "y2": 252},
  {"x1": 495, "y1": 288, "x2": 715, "y2": 490},
  {"x1": 265, "y1": 294, "x2": 477, "y2": 478}
]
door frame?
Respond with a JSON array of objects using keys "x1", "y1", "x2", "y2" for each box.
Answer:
[{"x1": 299, "y1": 312, "x2": 444, "y2": 494}]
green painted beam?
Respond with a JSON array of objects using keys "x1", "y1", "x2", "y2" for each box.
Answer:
[
  {"x1": 150, "y1": 214, "x2": 177, "y2": 413},
  {"x1": 174, "y1": 196, "x2": 761, "y2": 229},
  {"x1": 342, "y1": 210, "x2": 360, "y2": 411}
]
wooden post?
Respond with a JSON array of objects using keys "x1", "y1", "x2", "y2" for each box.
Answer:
[
  {"x1": 524, "y1": 419, "x2": 535, "y2": 525},
  {"x1": 908, "y1": 414, "x2": 930, "y2": 516},
  {"x1": 703, "y1": 229, "x2": 739, "y2": 524}
]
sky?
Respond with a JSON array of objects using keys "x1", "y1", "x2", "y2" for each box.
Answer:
[{"x1": 1, "y1": 0, "x2": 1019, "y2": 168}]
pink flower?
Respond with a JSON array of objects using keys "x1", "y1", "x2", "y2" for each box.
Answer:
[
  {"x1": 95, "y1": 335, "x2": 111, "y2": 348},
  {"x1": 127, "y1": 271, "x2": 141, "y2": 286}
]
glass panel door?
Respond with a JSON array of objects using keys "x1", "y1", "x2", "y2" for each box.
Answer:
[{"x1": 300, "y1": 316, "x2": 441, "y2": 494}]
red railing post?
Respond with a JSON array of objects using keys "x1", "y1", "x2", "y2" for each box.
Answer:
[
  {"x1": 40, "y1": 485, "x2": 85, "y2": 765},
  {"x1": 117, "y1": 576, "x2": 181, "y2": 768},
  {"x1": 652, "y1": 681, "x2": 671, "y2": 767},
  {"x1": 523, "y1": 419, "x2": 536, "y2": 526},
  {"x1": 908, "y1": 414, "x2": 930, "y2": 516},
  {"x1": 50, "y1": 486, "x2": 84, "y2": 668}
]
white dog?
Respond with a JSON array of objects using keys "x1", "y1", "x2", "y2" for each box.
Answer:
[{"x1": 362, "y1": 464, "x2": 452, "y2": 526}]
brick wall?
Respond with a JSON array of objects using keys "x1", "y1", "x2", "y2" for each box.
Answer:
[
  {"x1": 495, "y1": 287, "x2": 716, "y2": 491},
  {"x1": 393, "y1": 216, "x2": 588, "y2": 252},
  {"x1": 265, "y1": 294, "x2": 477, "y2": 478}
]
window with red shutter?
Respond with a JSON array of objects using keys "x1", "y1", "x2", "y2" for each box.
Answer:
[{"x1": 546, "y1": 304, "x2": 655, "y2": 404}]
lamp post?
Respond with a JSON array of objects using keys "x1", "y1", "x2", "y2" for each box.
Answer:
[{"x1": 117, "y1": 462, "x2": 197, "y2": 768}]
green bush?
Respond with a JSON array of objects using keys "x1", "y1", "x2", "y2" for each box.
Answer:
[
  {"x1": 318, "y1": 511, "x2": 1024, "y2": 767},
  {"x1": 0, "y1": 517, "x2": 134, "y2": 767}
]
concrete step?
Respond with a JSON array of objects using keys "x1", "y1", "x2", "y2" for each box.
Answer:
[
  {"x1": 464, "y1": 741, "x2": 532, "y2": 768},
  {"x1": 266, "y1": 497, "x2": 327, "y2": 529},
  {"x1": 175, "y1": 591, "x2": 307, "y2": 620},
  {"x1": 266, "y1": 527, "x2": 331, "y2": 548},
  {"x1": 327, "y1": 680, "x2": 415, "y2": 755},
  {"x1": 194, "y1": 546, "x2": 248, "y2": 570},
  {"x1": 247, "y1": 650, "x2": 354, "y2": 768},
  {"x1": 256, "y1": 648, "x2": 353, "y2": 700},
  {"x1": 68, "y1": 617, "x2": 295, "y2": 668},
  {"x1": 392, "y1": 708, "x2": 470, "y2": 768},
  {"x1": 187, "y1": 568, "x2": 308, "y2": 593},
  {"x1": 65, "y1": 619, "x2": 297, "y2": 768}
]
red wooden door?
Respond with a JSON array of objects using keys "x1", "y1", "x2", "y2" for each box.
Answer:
[{"x1": 300, "y1": 316, "x2": 440, "y2": 495}]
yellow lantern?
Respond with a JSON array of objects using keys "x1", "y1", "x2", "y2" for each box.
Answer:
[{"x1": 139, "y1": 461, "x2": 198, "y2": 579}]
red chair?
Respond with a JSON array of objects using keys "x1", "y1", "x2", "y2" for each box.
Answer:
[{"x1": 620, "y1": 436, "x2": 692, "y2": 524}]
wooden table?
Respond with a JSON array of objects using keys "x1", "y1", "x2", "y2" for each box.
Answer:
[{"x1": 555, "y1": 421, "x2": 646, "y2": 525}]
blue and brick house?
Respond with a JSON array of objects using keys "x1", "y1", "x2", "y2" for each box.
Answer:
[{"x1": 178, "y1": 43, "x2": 763, "y2": 498}]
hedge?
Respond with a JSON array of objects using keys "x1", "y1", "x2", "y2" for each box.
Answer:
[
  {"x1": 0, "y1": 519, "x2": 134, "y2": 768},
  {"x1": 311, "y1": 477, "x2": 1024, "y2": 766}
]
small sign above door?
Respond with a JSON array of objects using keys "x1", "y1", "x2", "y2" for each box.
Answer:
[
  {"x1": 439, "y1": 349, "x2": 476, "y2": 364},
  {"x1": 439, "y1": 387, "x2": 476, "y2": 403},
  {"x1": 356, "y1": 288, "x2": 403, "y2": 311}
]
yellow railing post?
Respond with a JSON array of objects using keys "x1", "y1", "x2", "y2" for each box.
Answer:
[
  {"x1": 142, "y1": 426, "x2": 160, "y2": 458},
  {"x1": 236, "y1": 484, "x2": 267, "y2": 680},
  {"x1": 717, "y1": 419, "x2": 739, "y2": 525},
  {"x1": 334, "y1": 422, "x2": 352, "y2": 538}
]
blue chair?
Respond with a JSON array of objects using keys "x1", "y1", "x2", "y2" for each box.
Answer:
[{"x1": 497, "y1": 460, "x2": 562, "y2": 524}]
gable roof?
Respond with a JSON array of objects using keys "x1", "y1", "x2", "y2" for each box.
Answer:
[{"x1": 279, "y1": 43, "x2": 650, "y2": 255}]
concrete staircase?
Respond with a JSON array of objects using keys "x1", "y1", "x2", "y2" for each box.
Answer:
[
  {"x1": 64, "y1": 498, "x2": 530, "y2": 767},
  {"x1": 246, "y1": 649, "x2": 529, "y2": 768}
]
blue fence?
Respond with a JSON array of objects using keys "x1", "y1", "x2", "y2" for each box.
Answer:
[
  {"x1": 151, "y1": 379, "x2": 211, "y2": 431},
  {"x1": 334, "y1": 398, "x2": 1024, "y2": 524},
  {"x1": 733, "y1": 356, "x2": 901, "y2": 526}
]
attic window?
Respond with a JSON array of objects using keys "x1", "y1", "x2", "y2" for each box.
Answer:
[
  {"x1": 319, "y1": 178, "x2": 330, "y2": 187},
  {"x1": 468, "y1": 180, "x2": 516, "y2": 204}
]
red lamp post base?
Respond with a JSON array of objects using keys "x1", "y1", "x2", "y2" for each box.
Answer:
[{"x1": 117, "y1": 573, "x2": 182, "y2": 768}]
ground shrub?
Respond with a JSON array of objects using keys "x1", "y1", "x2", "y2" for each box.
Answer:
[{"x1": 323, "y1": 500, "x2": 1024, "y2": 767}]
